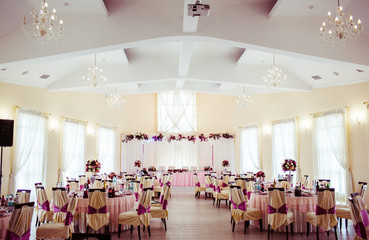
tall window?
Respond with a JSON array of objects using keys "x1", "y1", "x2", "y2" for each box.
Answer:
[
  {"x1": 60, "y1": 119, "x2": 86, "y2": 181},
  {"x1": 240, "y1": 125, "x2": 261, "y2": 173},
  {"x1": 97, "y1": 125, "x2": 116, "y2": 173},
  {"x1": 157, "y1": 91, "x2": 197, "y2": 133},
  {"x1": 272, "y1": 118, "x2": 297, "y2": 179},
  {"x1": 313, "y1": 108, "x2": 351, "y2": 203},
  {"x1": 12, "y1": 108, "x2": 47, "y2": 195}
]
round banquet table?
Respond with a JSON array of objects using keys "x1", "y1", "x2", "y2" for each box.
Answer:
[
  {"x1": 0, "y1": 215, "x2": 10, "y2": 240},
  {"x1": 248, "y1": 193, "x2": 318, "y2": 233},
  {"x1": 171, "y1": 172, "x2": 206, "y2": 187},
  {"x1": 75, "y1": 194, "x2": 135, "y2": 233}
]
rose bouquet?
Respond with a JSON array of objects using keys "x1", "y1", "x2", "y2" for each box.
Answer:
[
  {"x1": 148, "y1": 166, "x2": 157, "y2": 171},
  {"x1": 204, "y1": 165, "x2": 212, "y2": 171},
  {"x1": 282, "y1": 159, "x2": 296, "y2": 172},
  {"x1": 222, "y1": 160, "x2": 230, "y2": 167},
  {"x1": 255, "y1": 171, "x2": 265, "y2": 178},
  {"x1": 86, "y1": 160, "x2": 101, "y2": 173},
  {"x1": 134, "y1": 160, "x2": 142, "y2": 168}
]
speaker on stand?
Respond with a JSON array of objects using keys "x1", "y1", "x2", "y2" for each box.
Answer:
[{"x1": 0, "y1": 119, "x2": 14, "y2": 195}]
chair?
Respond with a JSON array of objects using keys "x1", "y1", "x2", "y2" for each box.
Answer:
[
  {"x1": 150, "y1": 185, "x2": 171, "y2": 231},
  {"x1": 5, "y1": 202, "x2": 34, "y2": 239},
  {"x1": 193, "y1": 173, "x2": 205, "y2": 198},
  {"x1": 230, "y1": 185, "x2": 262, "y2": 234},
  {"x1": 267, "y1": 188, "x2": 294, "y2": 240},
  {"x1": 306, "y1": 188, "x2": 338, "y2": 240},
  {"x1": 36, "y1": 194, "x2": 78, "y2": 239},
  {"x1": 92, "y1": 179, "x2": 104, "y2": 189},
  {"x1": 67, "y1": 180, "x2": 79, "y2": 192},
  {"x1": 151, "y1": 185, "x2": 168, "y2": 208},
  {"x1": 235, "y1": 178, "x2": 247, "y2": 198},
  {"x1": 86, "y1": 189, "x2": 110, "y2": 233},
  {"x1": 118, "y1": 187, "x2": 153, "y2": 240},
  {"x1": 35, "y1": 186, "x2": 53, "y2": 226},
  {"x1": 204, "y1": 174, "x2": 214, "y2": 200},
  {"x1": 52, "y1": 187, "x2": 69, "y2": 223},
  {"x1": 349, "y1": 192, "x2": 369, "y2": 239},
  {"x1": 79, "y1": 175, "x2": 87, "y2": 190},
  {"x1": 213, "y1": 177, "x2": 230, "y2": 208},
  {"x1": 318, "y1": 179, "x2": 331, "y2": 188},
  {"x1": 16, "y1": 189, "x2": 31, "y2": 203},
  {"x1": 245, "y1": 178, "x2": 255, "y2": 200},
  {"x1": 133, "y1": 181, "x2": 140, "y2": 202}
]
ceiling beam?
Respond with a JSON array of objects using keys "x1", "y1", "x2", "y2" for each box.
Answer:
[
  {"x1": 176, "y1": 79, "x2": 185, "y2": 89},
  {"x1": 236, "y1": 48, "x2": 248, "y2": 65},
  {"x1": 178, "y1": 41, "x2": 194, "y2": 77}
]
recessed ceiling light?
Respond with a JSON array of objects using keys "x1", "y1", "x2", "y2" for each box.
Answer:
[
  {"x1": 40, "y1": 74, "x2": 50, "y2": 79},
  {"x1": 1, "y1": 68, "x2": 6, "y2": 71},
  {"x1": 22, "y1": 71, "x2": 29, "y2": 75},
  {"x1": 333, "y1": 72, "x2": 339, "y2": 76},
  {"x1": 64, "y1": 2, "x2": 70, "y2": 6},
  {"x1": 311, "y1": 75, "x2": 322, "y2": 80}
]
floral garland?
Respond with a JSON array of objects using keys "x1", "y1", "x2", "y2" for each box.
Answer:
[
  {"x1": 148, "y1": 166, "x2": 157, "y2": 171},
  {"x1": 222, "y1": 160, "x2": 230, "y2": 167},
  {"x1": 122, "y1": 132, "x2": 234, "y2": 143},
  {"x1": 86, "y1": 160, "x2": 101, "y2": 173},
  {"x1": 282, "y1": 159, "x2": 296, "y2": 172},
  {"x1": 204, "y1": 165, "x2": 212, "y2": 171}
]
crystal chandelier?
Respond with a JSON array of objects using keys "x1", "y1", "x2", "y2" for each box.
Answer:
[
  {"x1": 82, "y1": 54, "x2": 107, "y2": 87},
  {"x1": 105, "y1": 88, "x2": 125, "y2": 108},
  {"x1": 22, "y1": 0, "x2": 63, "y2": 44},
  {"x1": 235, "y1": 86, "x2": 253, "y2": 108},
  {"x1": 263, "y1": 54, "x2": 287, "y2": 87},
  {"x1": 320, "y1": 0, "x2": 363, "y2": 46}
]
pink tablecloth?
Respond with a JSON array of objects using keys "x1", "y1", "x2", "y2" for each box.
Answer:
[
  {"x1": 75, "y1": 194, "x2": 135, "y2": 233},
  {"x1": 248, "y1": 193, "x2": 318, "y2": 232},
  {"x1": 171, "y1": 172, "x2": 206, "y2": 187},
  {"x1": 0, "y1": 215, "x2": 10, "y2": 240}
]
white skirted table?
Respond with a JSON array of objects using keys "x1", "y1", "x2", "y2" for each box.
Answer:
[
  {"x1": 248, "y1": 192, "x2": 318, "y2": 233},
  {"x1": 171, "y1": 172, "x2": 206, "y2": 187},
  {"x1": 75, "y1": 194, "x2": 135, "y2": 233},
  {"x1": 0, "y1": 215, "x2": 10, "y2": 240}
]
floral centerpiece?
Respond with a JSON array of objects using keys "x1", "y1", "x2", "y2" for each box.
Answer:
[
  {"x1": 282, "y1": 158, "x2": 296, "y2": 184},
  {"x1": 86, "y1": 160, "x2": 101, "y2": 173},
  {"x1": 222, "y1": 160, "x2": 230, "y2": 167},
  {"x1": 204, "y1": 165, "x2": 212, "y2": 171},
  {"x1": 134, "y1": 160, "x2": 142, "y2": 168},
  {"x1": 148, "y1": 166, "x2": 157, "y2": 171},
  {"x1": 255, "y1": 171, "x2": 265, "y2": 179},
  {"x1": 108, "y1": 172, "x2": 117, "y2": 179}
]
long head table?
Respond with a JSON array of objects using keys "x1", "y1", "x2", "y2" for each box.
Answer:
[{"x1": 171, "y1": 172, "x2": 206, "y2": 187}]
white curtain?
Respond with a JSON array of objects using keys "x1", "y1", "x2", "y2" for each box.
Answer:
[
  {"x1": 156, "y1": 140, "x2": 198, "y2": 168},
  {"x1": 11, "y1": 108, "x2": 47, "y2": 197},
  {"x1": 272, "y1": 118, "x2": 298, "y2": 180},
  {"x1": 313, "y1": 108, "x2": 352, "y2": 203},
  {"x1": 212, "y1": 138, "x2": 235, "y2": 173},
  {"x1": 121, "y1": 139, "x2": 143, "y2": 173},
  {"x1": 240, "y1": 125, "x2": 261, "y2": 173},
  {"x1": 60, "y1": 119, "x2": 86, "y2": 182},
  {"x1": 97, "y1": 125, "x2": 116, "y2": 173},
  {"x1": 157, "y1": 91, "x2": 197, "y2": 133}
]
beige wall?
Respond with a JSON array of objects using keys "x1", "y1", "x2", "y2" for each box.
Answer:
[{"x1": 0, "y1": 81, "x2": 369, "y2": 202}]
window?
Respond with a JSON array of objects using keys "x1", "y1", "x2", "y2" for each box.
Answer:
[
  {"x1": 240, "y1": 125, "x2": 261, "y2": 173},
  {"x1": 13, "y1": 108, "x2": 47, "y2": 195},
  {"x1": 272, "y1": 118, "x2": 297, "y2": 179},
  {"x1": 60, "y1": 119, "x2": 86, "y2": 181},
  {"x1": 313, "y1": 109, "x2": 351, "y2": 203},
  {"x1": 157, "y1": 91, "x2": 197, "y2": 133},
  {"x1": 97, "y1": 126, "x2": 116, "y2": 173}
]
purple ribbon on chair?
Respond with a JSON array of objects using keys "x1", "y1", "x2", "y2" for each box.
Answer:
[
  {"x1": 315, "y1": 205, "x2": 336, "y2": 215},
  {"x1": 195, "y1": 182, "x2": 200, "y2": 187},
  {"x1": 166, "y1": 181, "x2": 171, "y2": 186},
  {"x1": 80, "y1": 185, "x2": 84, "y2": 191},
  {"x1": 137, "y1": 204, "x2": 151, "y2": 215},
  {"x1": 268, "y1": 204, "x2": 288, "y2": 214},
  {"x1": 64, "y1": 211, "x2": 73, "y2": 226},
  {"x1": 162, "y1": 199, "x2": 168, "y2": 210},
  {"x1": 88, "y1": 205, "x2": 107, "y2": 214},
  {"x1": 242, "y1": 189, "x2": 247, "y2": 196},
  {"x1": 360, "y1": 209, "x2": 369, "y2": 227},
  {"x1": 216, "y1": 186, "x2": 221, "y2": 193},
  {"x1": 53, "y1": 203, "x2": 69, "y2": 213},
  {"x1": 160, "y1": 182, "x2": 164, "y2": 187},
  {"x1": 140, "y1": 183, "x2": 143, "y2": 189},
  {"x1": 159, "y1": 179, "x2": 162, "y2": 184},
  {"x1": 354, "y1": 222, "x2": 368, "y2": 239},
  {"x1": 5, "y1": 229, "x2": 30, "y2": 240},
  {"x1": 231, "y1": 200, "x2": 247, "y2": 211},
  {"x1": 39, "y1": 200, "x2": 50, "y2": 211},
  {"x1": 134, "y1": 192, "x2": 139, "y2": 202},
  {"x1": 222, "y1": 182, "x2": 228, "y2": 188}
]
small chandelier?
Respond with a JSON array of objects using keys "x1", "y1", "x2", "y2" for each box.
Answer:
[
  {"x1": 236, "y1": 86, "x2": 253, "y2": 108},
  {"x1": 105, "y1": 88, "x2": 125, "y2": 109},
  {"x1": 320, "y1": 0, "x2": 363, "y2": 46},
  {"x1": 22, "y1": 0, "x2": 63, "y2": 44},
  {"x1": 263, "y1": 54, "x2": 287, "y2": 87},
  {"x1": 82, "y1": 54, "x2": 107, "y2": 87}
]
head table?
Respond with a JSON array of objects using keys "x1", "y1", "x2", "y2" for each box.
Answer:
[
  {"x1": 248, "y1": 192, "x2": 318, "y2": 233},
  {"x1": 171, "y1": 171, "x2": 206, "y2": 187}
]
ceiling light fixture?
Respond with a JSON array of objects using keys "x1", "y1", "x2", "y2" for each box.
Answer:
[
  {"x1": 82, "y1": 54, "x2": 107, "y2": 87},
  {"x1": 235, "y1": 86, "x2": 253, "y2": 108},
  {"x1": 105, "y1": 87, "x2": 125, "y2": 109},
  {"x1": 320, "y1": 0, "x2": 362, "y2": 46},
  {"x1": 22, "y1": 0, "x2": 63, "y2": 44},
  {"x1": 263, "y1": 54, "x2": 287, "y2": 87}
]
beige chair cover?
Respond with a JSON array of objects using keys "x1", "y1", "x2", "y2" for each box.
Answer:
[
  {"x1": 213, "y1": 178, "x2": 229, "y2": 200},
  {"x1": 92, "y1": 180, "x2": 104, "y2": 189},
  {"x1": 151, "y1": 187, "x2": 171, "y2": 219},
  {"x1": 357, "y1": 183, "x2": 368, "y2": 200},
  {"x1": 268, "y1": 190, "x2": 294, "y2": 230},
  {"x1": 350, "y1": 195, "x2": 369, "y2": 240},
  {"x1": 17, "y1": 191, "x2": 31, "y2": 204},
  {"x1": 134, "y1": 182, "x2": 140, "y2": 202},
  {"x1": 7, "y1": 205, "x2": 34, "y2": 239},
  {"x1": 36, "y1": 187, "x2": 53, "y2": 223},
  {"x1": 52, "y1": 189, "x2": 69, "y2": 223},
  {"x1": 246, "y1": 181, "x2": 255, "y2": 193},
  {"x1": 230, "y1": 187, "x2": 246, "y2": 223},
  {"x1": 69, "y1": 181, "x2": 79, "y2": 192},
  {"x1": 194, "y1": 174, "x2": 205, "y2": 194},
  {"x1": 236, "y1": 179, "x2": 247, "y2": 195},
  {"x1": 223, "y1": 175, "x2": 230, "y2": 185},
  {"x1": 86, "y1": 191, "x2": 110, "y2": 231},
  {"x1": 79, "y1": 176, "x2": 87, "y2": 189},
  {"x1": 143, "y1": 177, "x2": 153, "y2": 189},
  {"x1": 280, "y1": 181, "x2": 291, "y2": 190}
]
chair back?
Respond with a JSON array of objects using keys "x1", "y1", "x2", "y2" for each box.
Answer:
[
  {"x1": 79, "y1": 175, "x2": 87, "y2": 190},
  {"x1": 87, "y1": 189, "x2": 109, "y2": 230},
  {"x1": 52, "y1": 188, "x2": 69, "y2": 223},
  {"x1": 357, "y1": 182, "x2": 368, "y2": 200},
  {"x1": 315, "y1": 188, "x2": 337, "y2": 231},
  {"x1": 235, "y1": 178, "x2": 247, "y2": 197},
  {"x1": 267, "y1": 188, "x2": 288, "y2": 230},
  {"x1": 133, "y1": 181, "x2": 140, "y2": 202},
  {"x1": 65, "y1": 194, "x2": 78, "y2": 227},
  {"x1": 349, "y1": 193, "x2": 369, "y2": 239},
  {"x1": 92, "y1": 179, "x2": 104, "y2": 189},
  {"x1": 205, "y1": 175, "x2": 213, "y2": 188},
  {"x1": 35, "y1": 186, "x2": 50, "y2": 223},
  {"x1": 318, "y1": 179, "x2": 331, "y2": 188},
  {"x1": 67, "y1": 180, "x2": 79, "y2": 192},
  {"x1": 143, "y1": 177, "x2": 154, "y2": 189},
  {"x1": 6, "y1": 202, "x2": 34, "y2": 239},
  {"x1": 194, "y1": 174, "x2": 200, "y2": 187},
  {"x1": 230, "y1": 185, "x2": 247, "y2": 223},
  {"x1": 137, "y1": 188, "x2": 153, "y2": 227},
  {"x1": 245, "y1": 179, "x2": 255, "y2": 198},
  {"x1": 16, "y1": 189, "x2": 31, "y2": 204},
  {"x1": 161, "y1": 186, "x2": 171, "y2": 210},
  {"x1": 223, "y1": 174, "x2": 230, "y2": 185},
  {"x1": 279, "y1": 180, "x2": 291, "y2": 190}
]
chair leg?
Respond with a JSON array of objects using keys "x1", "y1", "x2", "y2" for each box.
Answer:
[
  {"x1": 213, "y1": 197, "x2": 215, "y2": 205},
  {"x1": 244, "y1": 221, "x2": 247, "y2": 234},
  {"x1": 163, "y1": 218, "x2": 167, "y2": 231},
  {"x1": 130, "y1": 225, "x2": 133, "y2": 234},
  {"x1": 290, "y1": 223, "x2": 293, "y2": 236},
  {"x1": 307, "y1": 222, "x2": 309, "y2": 237},
  {"x1": 286, "y1": 226, "x2": 288, "y2": 240},
  {"x1": 143, "y1": 225, "x2": 145, "y2": 232},
  {"x1": 334, "y1": 225, "x2": 338, "y2": 240},
  {"x1": 35, "y1": 216, "x2": 39, "y2": 227},
  {"x1": 148, "y1": 225, "x2": 151, "y2": 237},
  {"x1": 86, "y1": 226, "x2": 89, "y2": 234},
  {"x1": 230, "y1": 215, "x2": 233, "y2": 223},
  {"x1": 316, "y1": 226, "x2": 319, "y2": 240},
  {"x1": 345, "y1": 219, "x2": 348, "y2": 229},
  {"x1": 247, "y1": 221, "x2": 249, "y2": 229},
  {"x1": 259, "y1": 219, "x2": 263, "y2": 232},
  {"x1": 268, "y1": 224, "x2": 270, "y2": 239},
  {"x1": 118, "y1": 224, "x2": 121, "y2": 238},
  {"x1": 327, "y1": 230, "x2": 329, "y2": 236},
  {"x1": 138, "y1": 226, "x2": 141, "y2": 240},
  {"x1": 232, "y1": 220, "x2": 235, "y2": 232},
  {"x1": 106, "y1": 224, "x2": 109, "y2": 234},
  {"x1": 339, "y1": 218, "x2": 342, "y2": 231}
]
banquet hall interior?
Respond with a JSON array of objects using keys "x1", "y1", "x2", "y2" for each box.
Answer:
[{"x1": 0, "y1": 0, "x2": 369, "y2": 239}]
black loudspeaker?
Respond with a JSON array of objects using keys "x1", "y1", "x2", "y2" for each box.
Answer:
[{"x1": 0, "y1": 119, "x2": 14, "y2": 147}]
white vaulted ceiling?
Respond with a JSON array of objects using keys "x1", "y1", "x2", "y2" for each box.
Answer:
[{"x1": 0, "y1": 0, "x2": 369, "y2": 97}]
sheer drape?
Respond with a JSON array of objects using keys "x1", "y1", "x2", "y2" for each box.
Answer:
[
  {"x1": 121, "y1": 139, "x2": 143, "y2": 173},
  {"x1": 208, "y1": 139, "x2": 235, "y2": 173},
  {"x1": 97, "y1": 126, "x2": 116, "y2": 173},
  {"x1": 313, "y1": 108, "x2": 352, "y2": 203},
  {"x1": 156, "y1": 140, "x2": 198, "y2": 168},
  {"x1": 11, "y1": 108, "x2": 47, "y2": 196},
  {"x1": 60, "y1": 119, "x2": 86, "y2": 182},
  {"x1": 157, "y1": 92, "x2": 197, "y2": 133},
  {"x1": 272, "y1": 118, "x2": 298, "y2": 179},
  {"x1": 240, "y1": 125, "x2": 261, "y2": 173}
]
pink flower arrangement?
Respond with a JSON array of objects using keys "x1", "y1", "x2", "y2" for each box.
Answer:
[
  {"x1": 134, "y1": 160, "x2": 142, "y2": 168},
  {"x1": 86, "y1": 160, "x2": 101, "y2": 173},
  {"x1": 255, "y1": 171, "x2": 265, "y2": 178},
  {"x1": 187, "y1": 135, "x2": 196, "y2": 143},
  {"x1": 152, "y1": 134, "x2": 164, "y2": 141},
  {"x1": 282, "y1": 159, "x2": 296, "y2": 172},
  {"x1": 199, "y1": 133, "x2": 208, "y2": 142},
  {"x1": 204, "y1": 165, "x2": 212, "y2": 171},
  {"x1": 135, "y1": 133, "x2": 148, "y2": 141},
  {"x1": 222, "y1": 160, "x2": 230, "y2": 167},
  {"x1": 167, "y1": 135, "x2": 176, "y2": 143},
  {"x1": 148, "y1": 166, "x2": 157, "y2": 171}
]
